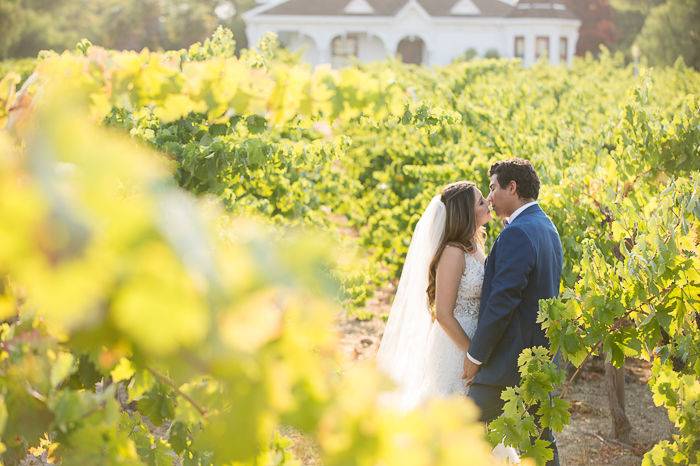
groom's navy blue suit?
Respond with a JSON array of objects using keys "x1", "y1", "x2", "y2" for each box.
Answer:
[{"x1": 468, "y1": 203, "x2": 563, "y2": 465}]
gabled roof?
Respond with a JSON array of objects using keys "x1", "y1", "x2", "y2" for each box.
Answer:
[
  {"x1": 426, "y1": 0, "x2": 513, "y2": 16},
  {"x1": 507, "y1": 1, "x2": 577, "y2": 19},
  {"x1": 255, "y1": 0, "x2": 535, "y2": 18},
  {"x1": 450, "y1": 0, "x2": 482, "y2": 15},
  {"x1": 344, "y1": 0, "x2": 375, "y2": 13},
  {"x1": 259, "y1": 0, "x2": 405, "y2": 16}
]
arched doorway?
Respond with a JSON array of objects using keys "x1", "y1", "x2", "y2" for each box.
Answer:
[
  {"x1": 331, "y1": 33, "x2": 359, "y2": 68},
  {"x1": 277, "y1": 31, "x2": 319, "y2": 64},
  {"x1": 397, "y1": 36, "x2": 425, "y2": 65}
]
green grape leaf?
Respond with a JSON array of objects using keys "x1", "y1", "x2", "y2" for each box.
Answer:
[
  {"x1": 0, "y1": 395, "x2": 7, "y2": 437},
  {"x1": 73, "y1": 354, "x2": 103, "y2": 388},
  {"x1": 537, "y1": 397, "x2": 571, "y2": 433},
  {"x1": 50, "y1": 351, "x2": 77, "y2": 389},
  {"x1": 137, "y1": 383, "x2": 176, "y2": 426},
  {"x1": 110, "y1": 357, "x2": 135, "y2": 383},
  {"x1": 522, "y1": 439, "x2": 554, "y2": 466},
  {"x1": 521, "y1": 371, "x2": 553, "y2": 405},
  {"x1": 128, "y1": 370, "x2": 156, "y2": 402},
  {"x1": 169, "y1": 421, "x2": 190, "y2": 454}
]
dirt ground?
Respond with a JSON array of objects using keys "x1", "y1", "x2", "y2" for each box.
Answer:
[{"x1": 334, "y1": 306, "x2": 675, "y2": 466}]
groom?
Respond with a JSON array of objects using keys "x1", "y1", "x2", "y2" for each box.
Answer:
[{"x1": 463, "y1": 158, "x2": 563, "y2": 465}]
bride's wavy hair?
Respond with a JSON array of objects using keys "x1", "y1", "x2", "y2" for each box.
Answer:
[{"x1": 427, "y1": 181, "x2": 484, "y2": 311}]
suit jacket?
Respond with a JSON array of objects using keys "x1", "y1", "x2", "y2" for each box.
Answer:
[{"x1": 469, "y1": 203, "x2": 563, "y2": 387}]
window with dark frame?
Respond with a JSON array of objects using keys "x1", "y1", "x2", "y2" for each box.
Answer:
[
  {"x1": 535, "y1": 36, "x2": 550, "y2": 61},
  {"x1": 514, "y1": 36, "x2": 525, "y2": 60},
  {"x1": 559, "y1": 37, "x2": 568, "y2": 63},
  {"x1": 331, "y1": 34, "x2": 359, "y2": 67}
]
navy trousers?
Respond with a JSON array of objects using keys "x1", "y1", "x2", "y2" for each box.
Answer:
[{"x1": 468, "y1": 383, "x2": 560, "y2": 466}]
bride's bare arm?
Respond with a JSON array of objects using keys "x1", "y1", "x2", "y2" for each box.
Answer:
[{"x1": 434, "y1": 245, "x2": 470, "y2": 353}]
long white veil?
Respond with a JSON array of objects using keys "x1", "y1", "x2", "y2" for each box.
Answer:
[{"x1": 376, "y1": 195, "x2": 446, "y2": 403}]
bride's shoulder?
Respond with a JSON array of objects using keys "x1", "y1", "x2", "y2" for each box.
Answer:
[
  {"x1": 439, "y1": 243, "x2": 467, "y2": 266},
  {"x1": 444, "y1": 242, "x2": 468, "y2": 253}
]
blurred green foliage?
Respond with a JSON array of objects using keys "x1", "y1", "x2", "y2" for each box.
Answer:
[
  {"x1": 611, "y1": 0, "x2": 699, "y2": 69},
  {"x1": 0, "y1": 57, "x2": 35, "y2": 81},
  {"x1": 0, "y1": 28, "x2": 698, "y2": 465},
  {"x1": 0, "y1": 0, "x2": 255, "y2": 60}
]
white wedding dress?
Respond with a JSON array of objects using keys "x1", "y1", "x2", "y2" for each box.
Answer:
[
  {"x1": 377, "y1": 196, "x2": 484, "y2": 410},
  {"x1": 406, "y1": 251, "x2": 484, "y2": 407}
]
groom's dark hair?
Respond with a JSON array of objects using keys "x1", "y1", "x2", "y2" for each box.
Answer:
[{"x1": 490, "y1": 158, "x2": 540, "y2": 200}]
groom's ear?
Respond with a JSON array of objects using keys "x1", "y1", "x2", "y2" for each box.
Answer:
[{"x1": 507, "y1": 180, "x2": 518, "y2": 196}]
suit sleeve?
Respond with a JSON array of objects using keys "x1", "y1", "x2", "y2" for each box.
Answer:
[{"x1": 468, "y1": 226, "x2": 535, "y2": 365}]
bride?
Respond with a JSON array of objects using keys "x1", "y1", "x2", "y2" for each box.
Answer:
[
  {"x1": 377, "y1": 180, "x2": 490, "y2": 409},
  {"x1": 376, "y1": 181, "x2": 520, "y2": 462}
]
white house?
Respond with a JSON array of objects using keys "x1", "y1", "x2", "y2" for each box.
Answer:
[{"x1": 243, "y1": 0, "x2": 581, "y2": 67}]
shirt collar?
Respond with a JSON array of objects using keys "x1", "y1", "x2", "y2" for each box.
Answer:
[{"x1": 506, "y1": 201, "x2": 538, "y2": 225}]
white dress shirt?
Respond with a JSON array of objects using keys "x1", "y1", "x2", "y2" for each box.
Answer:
[
  {"x1": 466, "y1": 201, "x2": 539, "y2": 366},
  {"x1": 505, "y1": 201, "x2": 539, "y2": 225}
]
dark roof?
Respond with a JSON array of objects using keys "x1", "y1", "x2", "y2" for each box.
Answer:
[
  {"x1": 507, "y1": 1, "x2": 578, "y2": 19},
  {"x1": 258, "y1": 0, "x2": 576, "y2": 18}
]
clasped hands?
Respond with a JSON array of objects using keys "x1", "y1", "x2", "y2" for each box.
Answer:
[{"x1": 462, "y1": 354, "x2": 479, "y2": 385}]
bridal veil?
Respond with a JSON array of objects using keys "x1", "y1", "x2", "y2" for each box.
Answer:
[{"x1": 376, "y1": 195, "x2": 446, "y2": 400}]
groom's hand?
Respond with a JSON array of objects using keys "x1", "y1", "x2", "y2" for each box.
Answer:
[{"x1": 462, "y1": 357, "x2": 479, "y2": 384}]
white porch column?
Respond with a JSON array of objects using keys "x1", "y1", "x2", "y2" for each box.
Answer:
[
  {"x1": 550, "y1": 34, "x2": 558, "y2": 65},
  {"x1": 375, "y1": 33, "x2": 394, "y2": 61},
  {"x1": 425, "y1": 48, "x2": 434, "y2": 65},
  {"x1": 423, "y1": 36, "x2": 437, "y2": 65},
  {"x1": 318, "y1": 47, "x2": 331, "y2": 66},
  {"x1": 568, "y1": 34, "x2": 576, "y2": 66},
  {"x1": 313, "y1": 32, "x2": 335, "y2": 66},
  {"x1": 525, "y1": 34, "x2": 535, "y2": 67},
  {"x1": 385, "y1": 35, "x2": 402, "y2": 61}
]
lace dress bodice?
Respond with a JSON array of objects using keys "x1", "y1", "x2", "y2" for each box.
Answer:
[{"x1": 454, "y1": 252, "x2": 484, "y2": 339}]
